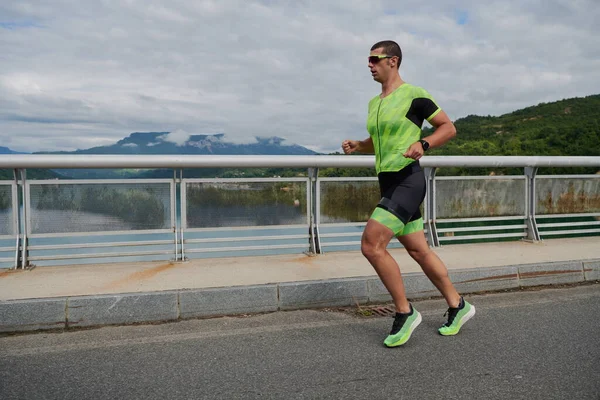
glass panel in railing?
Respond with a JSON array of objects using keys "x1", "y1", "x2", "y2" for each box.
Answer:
[
  {"x1": 436, "y1": 177, "x2": 526, "y2": 219},
  {"x1": 0, "y1": 185, "x2": 13, "y2": 236},
  {"x1": 535, "y1": 177, "x2": 600, "y2": 215},
  {"x1": 319, "y1": 181, "x2": 380, "y2": 223},
  {"x1": 186, "y1": 181, "x2": 308, "y2": 228},
  {"x1": 28, "y1": 183, "x2": 172, "y2": 234}
]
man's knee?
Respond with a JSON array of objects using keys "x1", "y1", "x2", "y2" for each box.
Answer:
[
  {"x1": 406, "y1": 247, "x2": 429, "y2": 264},
  {"x1": 361, "y1": 233, "x2": 386, "y2": 260}
]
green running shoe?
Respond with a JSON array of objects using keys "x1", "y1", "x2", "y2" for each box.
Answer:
[
  {"x1": 384, "y1": 305, "x2": 422, "y2": 347},
  {"x1": 438, "y1": 297, "x2": 475, "y2": 336}
]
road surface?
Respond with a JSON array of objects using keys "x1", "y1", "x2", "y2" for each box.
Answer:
[{"x1": 1, "y1": 284, "x2": 599, "y2": 399}]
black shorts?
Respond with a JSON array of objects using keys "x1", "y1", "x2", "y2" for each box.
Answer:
[{"x1": 376, "y1": 161, "x2": 426, "y2": 225}]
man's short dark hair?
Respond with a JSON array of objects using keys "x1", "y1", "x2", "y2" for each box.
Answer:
[{"x1": 371, "y1": 40, "x2": 402, "y2": 68}]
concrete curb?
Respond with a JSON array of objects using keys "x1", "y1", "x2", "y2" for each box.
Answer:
[{"x1": 1, "y1": 259, "x2": 599, "y2": 333}]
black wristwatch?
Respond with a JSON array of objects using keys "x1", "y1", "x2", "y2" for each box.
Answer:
[{"x1": 419, "y1": 139, "x2": 430, "y2": 152}]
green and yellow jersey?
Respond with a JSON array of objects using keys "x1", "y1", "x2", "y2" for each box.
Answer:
[{"x1": 367, "y1": 83, "x2": 441, "y2": 173}]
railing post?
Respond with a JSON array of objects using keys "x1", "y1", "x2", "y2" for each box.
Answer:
[
  {"x1": 424, "y1": 167, "x2": 440, "y2": 247},
  {"x1": 307, "y1": 167, "x2": 321, "y2": 255},
  {"x1": 178, "y1": 169, "x2": 186, "y2": 261},
  {"x1": 13, "y1": 169, "x2": 21, "y2": 269},
  {"x1": 171, "y1": 169, "x2": 179, "y2": 261},
  {"x1": 524, "y1": 167, "x2": 541, "y2": 242},
  {"x1": 19, "y1": 169, "x2": 29, "y2": 268}
]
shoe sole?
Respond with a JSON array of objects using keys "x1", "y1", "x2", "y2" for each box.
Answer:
[
  {"x1": 439, "y1": 305, "x2": 476, "y2": 336},
  {"x1": 385, "y1": 312, "x2": 422, "y2": 347}
]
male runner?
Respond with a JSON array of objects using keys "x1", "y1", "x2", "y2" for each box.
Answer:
[{"x1": 342, "y1": 40, "x2": 475, "y2": 347}]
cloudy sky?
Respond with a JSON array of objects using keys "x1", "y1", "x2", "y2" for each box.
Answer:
[{"x1": 1, "y1": 0, "x2": 599, "y2": 153}]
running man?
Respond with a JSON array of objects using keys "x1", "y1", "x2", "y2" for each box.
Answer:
[{"x1": 342, "y1": 40, "x2": 475, "y2": 347}]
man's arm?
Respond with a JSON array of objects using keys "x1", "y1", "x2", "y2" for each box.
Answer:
[
  {"x1": 422, "y1": 111, "x2": 456, "y2": 149},
  {"x1": 403, "y1": 111, "x2": 456, "y2": 160},
  {"x1": 342, "y1": 137, "x2": 374, "y2": 154}
]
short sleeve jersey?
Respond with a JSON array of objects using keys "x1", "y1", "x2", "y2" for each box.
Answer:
[{"x1": 367, "y1": 83, "x2": 441, "y2": 174}]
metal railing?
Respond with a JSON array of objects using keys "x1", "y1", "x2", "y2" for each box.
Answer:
[{"x1": 0, "y1": 155, "x2": 598, "y2": 269}]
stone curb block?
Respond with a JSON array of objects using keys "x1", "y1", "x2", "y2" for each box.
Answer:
[
  {"x1": 279, "y1": 278, "x2": 368, "y2": 310},
  {"x1": 366, "y1": 278, "x2": 393, "y2": 303},
  {"x1": 367, "y1": 273, "x2": 440, "y2": 303},
  {"x1": 68, "y1": 292, "x2": 178, "y2": 328},
  {"x1": 179, "y1": 284, "x2": 278, "y2": 318},
  {"x1": 450, "y1": 267, "x2": 520, "y2": 293},
  {"x1": 404, "y1": 273, "x2": 440, "y2": 299},
  {"x1": 0, "y1": 298, "x2": 66, "y2": 333},
  {"x1": 583, "y1": 260, "x2": 600, "y2": 281},
  {"x1": 2, "y1": 259, "x2": 598, "y2": 334},
  {"x1": 518, "y1": 261, "x2": 584, "y2": 287}
]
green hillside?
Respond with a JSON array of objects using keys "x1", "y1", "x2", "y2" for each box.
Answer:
[
  {"x1": 427, "y1": 94, "x2": 600, "y2": 175},
  {"x1": 0, "y1": 169, "x2": 64, "y2": 180}
]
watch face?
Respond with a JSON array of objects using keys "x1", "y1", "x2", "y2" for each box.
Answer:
[{"x1": 421, "y1": 140, "x2": 429, "y2": 151}]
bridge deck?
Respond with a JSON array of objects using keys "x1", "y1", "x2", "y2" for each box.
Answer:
[{"x1": 1, "y1": 237, "x2": 598, "y2": 301}]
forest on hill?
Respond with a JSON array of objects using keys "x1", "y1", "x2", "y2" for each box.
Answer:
[{"x1": 320, "y1": 94, "x2": 600, "y2": 177}]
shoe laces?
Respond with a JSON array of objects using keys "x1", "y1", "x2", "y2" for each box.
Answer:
[
  {"x1": 390, "y1": 312, "x2": 409, "y2": 334},
  {"x1": 443, "y1": 306, "x2": 460, "y2": 327}
]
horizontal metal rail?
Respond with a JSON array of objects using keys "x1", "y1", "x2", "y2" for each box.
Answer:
[
  {"x1": 436, "y1": 216, "x2": 525, "y2": 223},
  {"x1": 536, "y1": 213, "x2": 600, "y2": 219},
  {"x1": 439, "y1": 232, "x2": 527, "y2": 241},
  {"x1": 27, "y1": 240, "x2": 176, "y2": 251},
  {"x1": 437, "y1": 224, "x2": 527, "y2": 233},
  {"x1": 184, "y1": 234, "x2": 308, "y2": 244},
  {"x1": 183, "y1": 224, "x2": 308, "y2": 233},
  {"x1": 539, "y1": 228, "x2": 600, "y2": 236},
  {"x1": 27, "y1": 230, "x2": 174, "y2": 239},
  {"x1": 1, "y1": 155, "x2": 599, "y2": 169},
  {"x1": 183, "y1": 243, "x2": 308, "y2": 253},
  {"x1": 27, "y1": 249, "x2": 175, "y2": 261},
  {"x1": 537, "y1": 221, "x2": 600, "y2": 229}
]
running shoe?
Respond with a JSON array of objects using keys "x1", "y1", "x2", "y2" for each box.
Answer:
[
  {"x1": 438, "y1": 297, "x2": 475, "y2": 336},
  {"x1": 383, "y1": 304, "x2": 422, "y2": 347}
]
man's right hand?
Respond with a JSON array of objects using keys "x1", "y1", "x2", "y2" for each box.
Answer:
[{"x1": 342, "y1": 140, "x2": 359, "y2": 154}]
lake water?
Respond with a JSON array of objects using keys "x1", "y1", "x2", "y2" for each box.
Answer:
[{"x1": 0, "y1": 208, "x2": 376, "y2": 268}]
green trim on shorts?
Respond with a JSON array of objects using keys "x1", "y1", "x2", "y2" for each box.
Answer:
[
  {"x1": 401, "y1": 218, "x2": 423, "y2": 236},
  {"x1": 370, "y1": 207, "x2": 424, "y2": 237},
  {"x1": 370, "y1": 207, "x2": 405, "y2": 236}
]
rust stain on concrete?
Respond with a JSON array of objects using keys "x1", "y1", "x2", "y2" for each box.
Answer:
[
  {"x1": 100, "y1": 262, "x2": 178, "y2": 290},
  {"x1": 519, "y1": 270, "x2": 579, "y2": 278},
  {"x1": 287, "y1": 256, "x2": 315, "y2": 265},
  {"x1": 459, "y1": 274, "x2": 518, "y2": 283},
  {"x1": 0, "y1": 269, "x2": 20, "y2": 279}
]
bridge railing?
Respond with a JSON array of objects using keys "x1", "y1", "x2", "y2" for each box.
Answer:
[{"x1": 0, "y1": 155, "x2": 598, "y2": 269}]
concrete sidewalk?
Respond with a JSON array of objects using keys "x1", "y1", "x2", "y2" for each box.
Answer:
[{"x1": 1, "y1": 237, "x2": 599, "y2": 333}]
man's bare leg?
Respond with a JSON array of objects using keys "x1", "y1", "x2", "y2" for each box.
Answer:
[
  {"x1": 398, "y1": 230, "x2": 461, "y2": 308},
  {"x1": 361, "y1": 219, "x2": 411, "y2": 313}
]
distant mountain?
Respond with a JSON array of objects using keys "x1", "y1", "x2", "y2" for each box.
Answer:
[
  {"x1": 38, "y1": 132, "x2": 319, "y2": 179},
  {"x1": 0, "y1": 146, "x2": 28, "y2": 155},
  {"x1": 42, "y1": 132, "x2": 317, "y2": 156}
]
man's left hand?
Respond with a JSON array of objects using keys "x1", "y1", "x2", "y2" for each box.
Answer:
[{"x1": 403, "y1": 142, "x2": 425, "y2": 160}]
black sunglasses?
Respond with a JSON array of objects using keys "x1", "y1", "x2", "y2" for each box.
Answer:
[{"x1": 368, "y1": 55, "x2": 394, "y2": 64}]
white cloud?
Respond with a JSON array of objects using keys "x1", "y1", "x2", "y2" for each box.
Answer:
[
  {"x1": 158, "y1": 129, "x2": 190, "y2": 146},
  {"x1": 0, "y1": 0, "x2": 598, "y2": 154},
  {"x1": 122, "y1": 143, "x2": 138, "y2": 148},
  {"x1": 222, "y1": 135, "x2": 258, "y2": 145}
]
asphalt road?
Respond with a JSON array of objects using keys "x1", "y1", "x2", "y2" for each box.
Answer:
[{"x1": 1, "y1": 284, "x2": 599, "y2": 400}]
